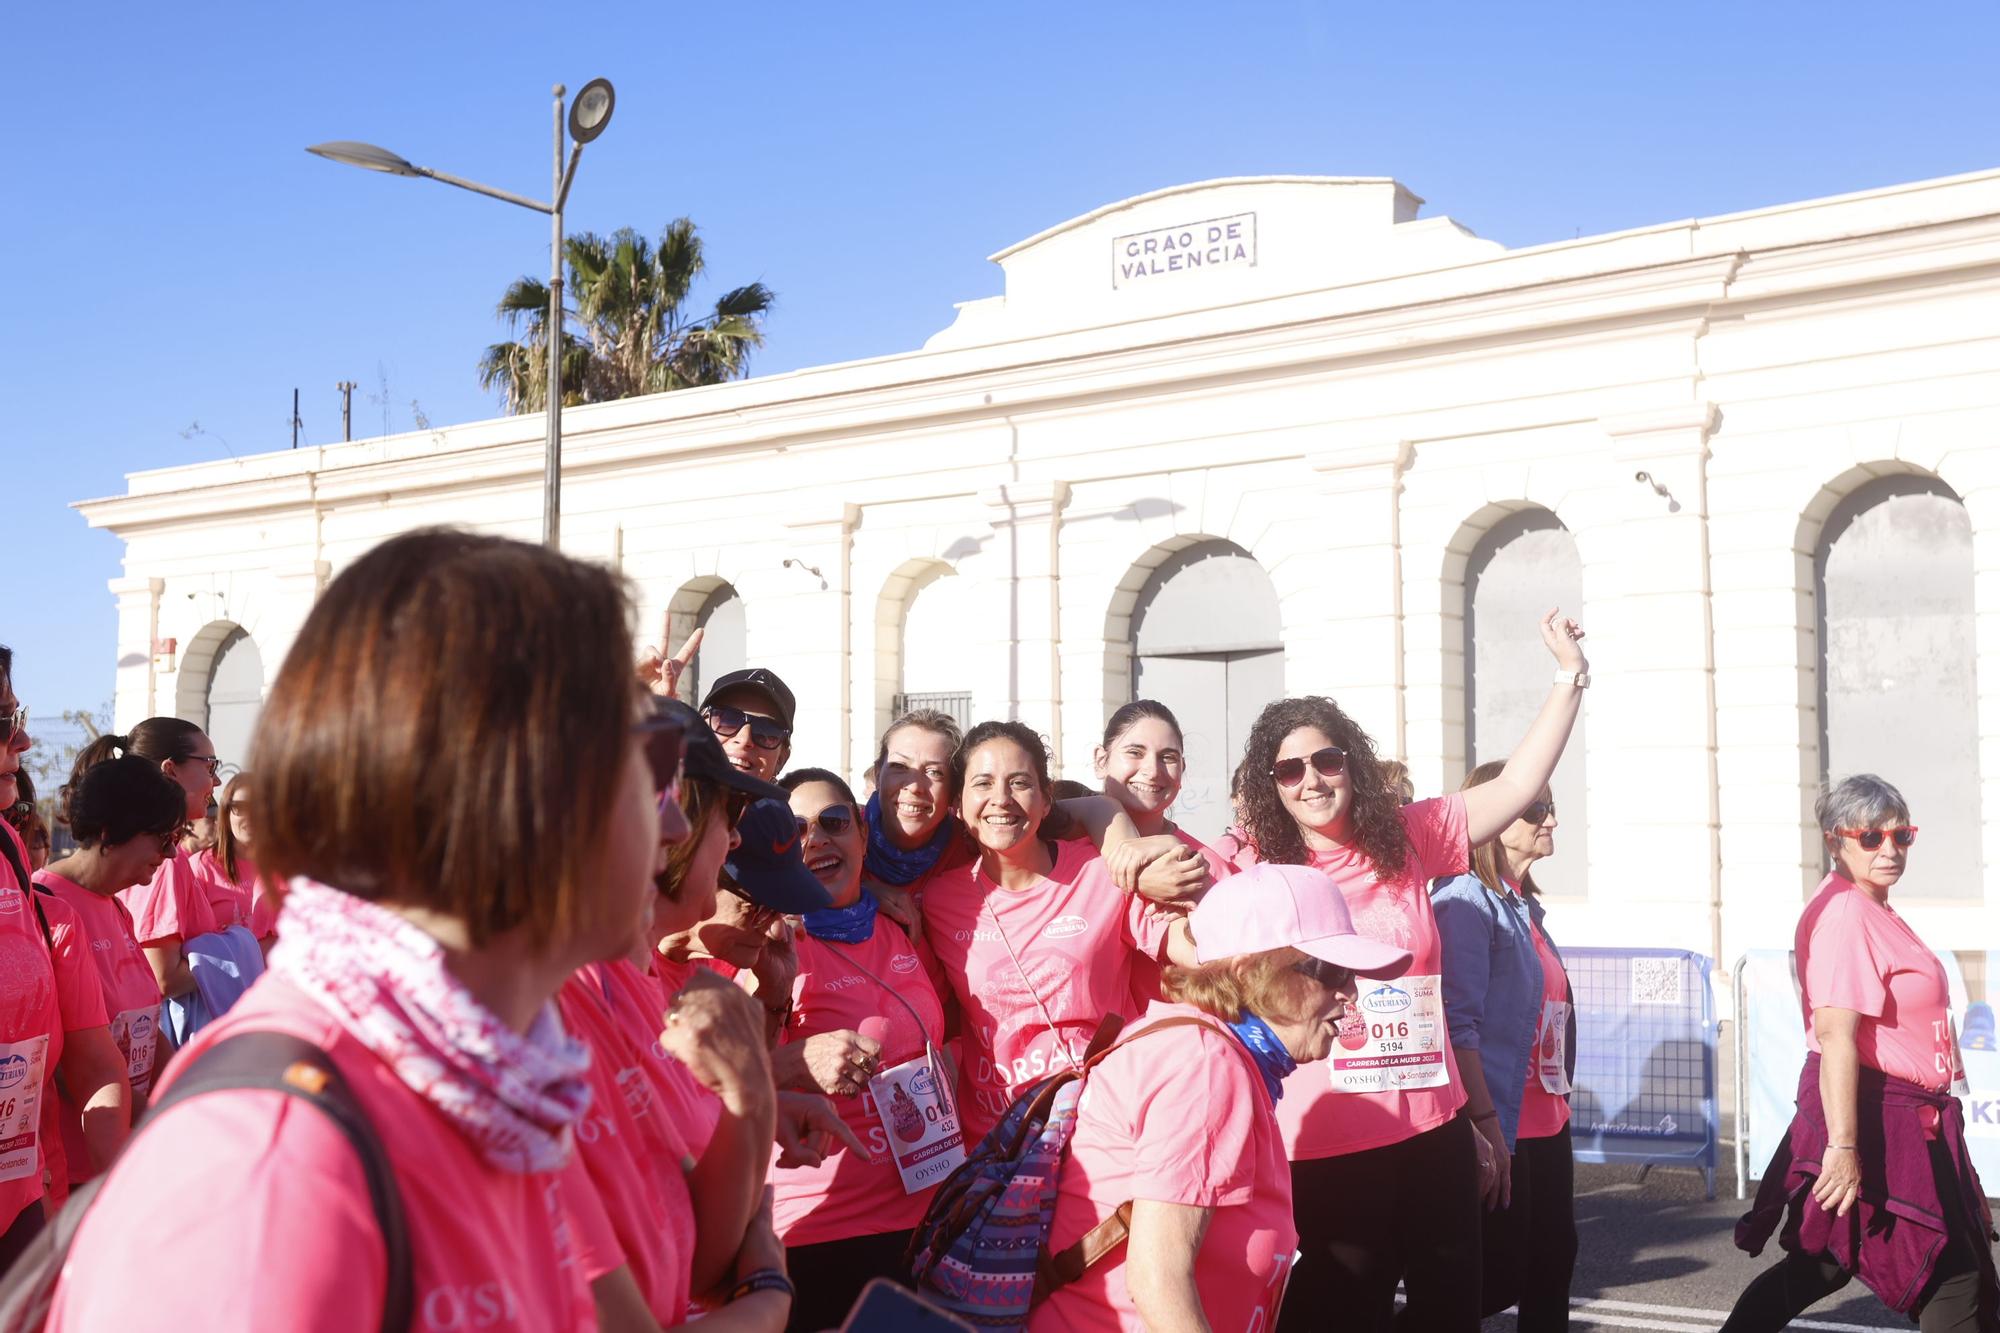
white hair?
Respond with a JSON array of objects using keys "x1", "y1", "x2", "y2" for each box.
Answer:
[{"x1": 1815, "y1": 774, "x2": 1910, "y2": 837}]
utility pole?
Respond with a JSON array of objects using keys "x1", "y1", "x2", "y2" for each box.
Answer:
[
  {"x1": 291, "y1": 389, "x2": 302, "y2": 449},
  {"x1": 337, "y1": 380, "x2": 358, "y2": 441}
]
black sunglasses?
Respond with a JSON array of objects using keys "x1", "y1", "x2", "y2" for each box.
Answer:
[
  {"x1": 1271, "y1": 746, "x2": 1347, "y2": 787},
  {"x1": 704, "y1": 705, "x2": 790, "y2": 752},
  {"x1": 632, "y1": 714, "x2": 688, "y2": 796},
  {"x1": 1520, "y1": 800, "x2": 1557, "y2": 826},
  {"x1": 0, "y1": 705, "x2": 27, "y2": 743},
  {"x1": 724, "y1": 789, "x2": 756, "y2": 827},
  {"x1": 176, "y1": 753, "x2": 223, "y2": 777},
  {"x1": 796, "y1": 805, "x2": 855, "y2": 839},
  {"x1": 1294, "y1": 957, "x2": 1356, "y2": 993}
]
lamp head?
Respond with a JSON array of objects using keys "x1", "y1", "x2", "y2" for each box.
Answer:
[
  {"x1": 306, "y1": 141, "x2": 421, "y2": 177},
  {"x1": 568, "y1": 78, "x2": 615, "y2": 144}
]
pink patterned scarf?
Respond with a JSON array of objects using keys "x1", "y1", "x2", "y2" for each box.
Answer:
[{"x1": 269, "y1": 878, "x2": 593, "y2": 1173}]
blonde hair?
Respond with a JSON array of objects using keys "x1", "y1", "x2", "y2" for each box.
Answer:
[{"x1": 1163, "y1": 946, "x2": 1320, "y2": 1025}]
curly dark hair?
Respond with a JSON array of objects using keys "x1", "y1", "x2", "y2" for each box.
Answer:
[{"x1": 1236, "y1": 696, "x2": 1410, "y2": 877}]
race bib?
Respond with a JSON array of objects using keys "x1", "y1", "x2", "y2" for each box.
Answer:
[
  {"x1": 868, "y1": 1046, "x2": 966, "y2": 1194},
  {"x1": 0, "y1": 1034, "x2": 50, "y2": 1185},
  {"x1": 111, "y1": 1004, "x2": 161, "y2": 1101},
  {"x1": 1330, "y1": 975, "x2": 1449, "y2": 1094},
  {"x1": 1535, "y1": 1000, "x2": 1572, "y2": 1095}
]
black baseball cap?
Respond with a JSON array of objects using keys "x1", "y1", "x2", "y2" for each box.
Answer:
[
  {"x1": 724, "y1": 798, "x2": 834, "y2": 914},
  {"x1": 651, "y1": 699, "x2": 785, "y2": 801},
  {"x1": 700, "y1": 667, "x2": 796, "y2": 732}
]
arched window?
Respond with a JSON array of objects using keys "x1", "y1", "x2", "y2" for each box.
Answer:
[
  {"x1": 896, "y1": 566, "x2": 974, "y2": 730},
  {"x1": 1129, "y1": 540, "x2": 1283, "y2": 841},
  {"x1": 1816, "y1": 477, "x2": 1977, "y2": 898},
  {"x1": 689, "y1": 583, "x2": 747, "y2": 706},
  {"x1": 204, "y1": 627, "x2": 264, "y2": 776},
  {"x1": 1465, "y1": 510, "x2": 1586, "y2": 897}
]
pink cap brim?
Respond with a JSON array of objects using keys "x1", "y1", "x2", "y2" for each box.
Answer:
[{"x1": 1299, "y1": 934, "x2": 1413, "y2": 980}]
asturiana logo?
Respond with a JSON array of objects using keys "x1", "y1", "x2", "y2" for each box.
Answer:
[
  {"x1": 1042, "y1": 915, "x2": 1088, "y2": 941},
  {"x1": 1361, "y1": 985, "x2": 1412, "y2": 1016},
  {"x1": 0, "y1": 1053, "x2": 27, "y2": 1091},
  {"x1": 890, "y1": 953, "x2": 920, "y2": 974}
]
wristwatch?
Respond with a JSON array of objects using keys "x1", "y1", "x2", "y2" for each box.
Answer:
[{"x1": 1554, "y1": 669, "x2": 1591, "y2": 688}]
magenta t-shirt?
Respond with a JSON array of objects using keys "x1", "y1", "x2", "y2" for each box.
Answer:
[
  {"x1": 1515, "y1": 916, "x2": 1571, "y2": 1141},
  {"x1": 1033, "y1": 1003, "x2": 1297, "y2": 1333},
  {"x1": 1226, "y1": 795, "x2": 1471, "y2": 1160},
  {"x1": 772, "y1": 919, "x2": 947, "y2": 1245},
  {"x1": 1797, "y1": 874, "x2": 1961, "y2": 1093},
  {"x1": 189, "y1": 849, "x2": 278, "y2": 940},
  {"x1": 557, "y1": 960, "x2": 699, "y2": 1322},
  {"x1": 48, "y1": 977, "x2": 596, "y2": 1332},
  {"x1": 923, "y1": 841, "x2": 1171, "y2": 1143},
  {"x1": 117, "y1": 848, "x2": 219, "y2": 948}
]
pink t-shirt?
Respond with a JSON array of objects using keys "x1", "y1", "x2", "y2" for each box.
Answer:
[
  {"x1": 923, "y1": 841, "x2": 1172, "y2": 1143},
  {"x1": 1796, "y1": 874, "x2": 1960, "y2": 1093},
  {"x1": 36, "y1": 871, "x2": 165, "y2": 1181},
  {"x1": 118, "y1": 848, "x2": 219, "y2": 948},
  {"x1": 772, "y1": 919, "x2": 947, "y2": 1245},
  {"x1": 1230, "y1": 796, "x2": 1471, "y2": 1160},
  {"x1": 189, "y1": 849, "x2": 279, "y2": 940},
  {"x1": 641, "y1": 957, "x2": 726, "y2": 1160},
  {"x1": 7, "y1": 860, "x2": 106, "y2": 1223},
  {"x1": 1033, "y1": 1003, "x2": 1297, "y2": 1333},
  {"x1": 49, "y1": 977, "x2": 596, "y2": 1332},
  {"x1": 557, "y1": 961, "x2": 699, "y2": 1322},
  {"x1": 1515, "y1": 917, "x2": 1571, "y2": 1141}
]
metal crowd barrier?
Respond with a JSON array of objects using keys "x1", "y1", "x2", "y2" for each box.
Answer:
[{"x1": 1564, "y1": 946, "x2": 1719, "y2": 1199}]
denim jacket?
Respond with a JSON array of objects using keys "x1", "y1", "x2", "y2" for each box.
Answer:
[{"x1": 1431, "y1": 873, "x2": 1574, "y2": 1150}]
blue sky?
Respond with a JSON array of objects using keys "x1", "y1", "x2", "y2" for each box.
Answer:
[{"x1": 6, "y1": 0, "x2": 1998, "y2": 752}]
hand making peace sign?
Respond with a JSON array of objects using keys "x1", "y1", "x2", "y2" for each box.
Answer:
[{"x1": 636, "y1": 610, "x2": 705, "y2": 699}]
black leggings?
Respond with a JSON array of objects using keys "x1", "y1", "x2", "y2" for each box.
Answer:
[
  {"x1": 1721, "y1": 1144, "x2": 1994, "y2": 1333},
  {"x1": 0, "y1": 1200, "x2": 44, "y2": 1275},
  {"x1": 1278, "y1": 1114, "x2": 1483, "y2": 1333},
  {"x1": 783, "y1": 1229, "x2": 913, "y2": 1333},
  {"x1": 1481, "y1": 1129, "x2": 1578, "y2": 1333}
]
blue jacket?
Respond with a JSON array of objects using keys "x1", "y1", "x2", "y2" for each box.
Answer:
[{"x1": 1431, "y1": 873, "x2": 1574, "y2": 1150}]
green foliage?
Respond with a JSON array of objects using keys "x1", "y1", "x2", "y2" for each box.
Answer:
[{"x1": 478, "y1": 218, "x2": 774, "y2": 413}]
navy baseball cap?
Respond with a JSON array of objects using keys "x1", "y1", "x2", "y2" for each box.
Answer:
[
  {"x1": 700, "y1": 667, "x2": 796, "y2": 732},
  {"x1": 724, "y1": 797, "x2": 833, "y2": 914}
]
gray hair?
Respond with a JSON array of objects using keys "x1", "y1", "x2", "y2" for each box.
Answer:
[{"x1": 1815, "y1": 774, "x2": 1910, "y2": 837}]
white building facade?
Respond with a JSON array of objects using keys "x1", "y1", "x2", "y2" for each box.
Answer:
[{"x1": 79, "y1": 171, "x2": 2000, "y2": 971}]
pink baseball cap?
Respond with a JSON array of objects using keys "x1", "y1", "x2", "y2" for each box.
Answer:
[{"x1": 1189, "y1": 863, "x2": 1413, "y2": 979}]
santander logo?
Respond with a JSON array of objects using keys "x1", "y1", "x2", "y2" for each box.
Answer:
[{"x1": 1042, "y1": 915, "x2": 1088, "y2": 941}]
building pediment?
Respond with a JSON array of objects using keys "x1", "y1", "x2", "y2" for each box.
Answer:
[{"x1": 926, "y1": 176, "x2": 1504, "y2": 349}]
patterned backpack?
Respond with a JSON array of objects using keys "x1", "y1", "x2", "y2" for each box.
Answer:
[{"x1": 903, "y1": 1013, "x2": 1233, "y2": 1330}]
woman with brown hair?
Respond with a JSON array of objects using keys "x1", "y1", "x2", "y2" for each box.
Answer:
[
  {"x1": 1432, "y1": 761, "x2": 1575, "y2": 1331},
  {"x1": 50, "y1": 528, "x2": 673, "y2": 1331},
  {"x1": 1225, "y1": 610, "x2": 1589, "y2": 1333},
  {"x1": 191, "y1": 773, "x2": 278, "y2": 946}
]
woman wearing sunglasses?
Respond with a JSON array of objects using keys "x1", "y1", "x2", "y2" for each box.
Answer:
[
  {"x1": 1728, "y1": 775, "x2": 1996, "y2": 1333},
  {"x1": 1432, "y1": 763, "x2": 1576, "y2": 1332},
  {"x1": 1226, "y1": 609, "x2": 1589, "y2": 1333},
  {"x1": 51, "y1": 528, "x2": 669, "y2": 1331},
  {"x1": 34, "y1": 757, "x2": 184, "y2": 1192},
  {"x1": 71, "y1": 717, "x2": 262, "y2": 1041}
]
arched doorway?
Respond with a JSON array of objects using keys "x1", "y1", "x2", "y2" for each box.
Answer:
[
  {"x1": 1815, "y1": 475, "x2": 1977, "y2": 898},
  {"x1": 1465, "y1": 510, "x2": 1586, "y2": 897},
  {"x1": 1128, "y1": 541, "x2": 1282, "y2": 841},
  {"x1": 893, "y1": 563, "x2": 974, "y2": 731},
  {"x1": 204, "y1": 628, "x2": 264, "y2": 776},
  {"x1": 667, "y1": 579, "x2": 747, "y2": 706}
]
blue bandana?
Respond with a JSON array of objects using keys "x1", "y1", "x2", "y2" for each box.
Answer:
[
  {"x1": 1227, "y1": 1011, "x2": 1298, "y2": 1104},
  {"x1": 803, "y1": 890, "x2": 879, "y2": 944},
  {"x1": 863, "y1": 791, "x2": 957, "y2": 886}
]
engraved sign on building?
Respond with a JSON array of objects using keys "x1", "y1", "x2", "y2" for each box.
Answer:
[{"x1": 1112, "y1": 213, "x2": 1257, "y2": 288}]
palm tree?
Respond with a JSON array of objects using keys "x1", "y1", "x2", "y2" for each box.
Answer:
[{"x1": 478, "y1": 217, "x2": 774, "y2": 414}]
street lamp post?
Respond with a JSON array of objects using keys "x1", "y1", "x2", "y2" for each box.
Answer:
[{"x1": 308, "y1": 78, "x2": 616, "y2": 549}]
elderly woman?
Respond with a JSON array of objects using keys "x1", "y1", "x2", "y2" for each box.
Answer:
[
  {"x1": 1224, "y1": 610, "x2": 1589, "y2": 1333},
  {"x1": 1432, "y1": 761, "x2": 1576, "y2": 1332},
  {"x1": 771, "y1": 766, "x2": 954, "y2": 1332},
  {"x1": 1030, "y1": 863, "x2": 1413, "y2": 1333},
  {"x1": 50, "y1": 529, "x2": 670, "y2": 1330},
  {"x1": 1727, "y1": 775, "x2": 1997, "y2": 1333}
]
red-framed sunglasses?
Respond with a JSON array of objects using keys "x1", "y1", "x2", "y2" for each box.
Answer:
[{"x1": 1837, "y1": 826, "x2": 1918, "y2": 851}]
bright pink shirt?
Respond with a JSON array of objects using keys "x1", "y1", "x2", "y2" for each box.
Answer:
[
  {"x1": 923, "y1": 841, "x2": 1172, "y2": 1142},
  {"x1": 117, "y1": 848, "x2": 219, "y2": 948},
  {"x1": 6, "y1": 859, "x2": 105, "y2": 1224},
  {"x1": 1516, "y1": 916, "x2": 1571, "y2": 1140},
  {"x1": 189, "y1": 849, "x2": 279, "y2": 940},
  {"x1": 772, "y1": 919, "x2": 947, "y2": 1245},
  {"x1": 1033, "y1": 1003, "x2": 1297, "y2": 1333},
  {"x1": 49, "y1": 977, "x2": 596, "y2": 1332},
  {"x1": 1228, "y1": 795, "x2": 1471, "y2": 1160},
  {"x1": 557, "y1": 960, "x2": 699, "y2": 1322},
  {"x1": 35, "y1": 871, "x2": 165, "y2": 1181},
  {"x1": 1797, "y1": 874, "x2": 1960, "y2": 1093}
]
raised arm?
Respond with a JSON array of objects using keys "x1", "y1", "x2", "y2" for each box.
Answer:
[{"x1": 1462, "y1": 609, "x2": 1590, "y2": 847}]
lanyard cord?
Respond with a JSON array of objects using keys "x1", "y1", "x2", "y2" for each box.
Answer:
[
  {"x1": 827, "y1": 940, "x2": 934, "y2": 1045},
  {"x1": 980, "y1": 865, "x2": 1085, "y2": 1074}
]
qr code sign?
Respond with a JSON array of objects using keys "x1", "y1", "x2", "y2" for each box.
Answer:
[{"x1": 1629, "y1": 958, "x2": 1683, "y2": 1006}]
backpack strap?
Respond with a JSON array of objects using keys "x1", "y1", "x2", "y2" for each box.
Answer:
[
  {"x1": 1036, "y1": 1015, "x2": 1255, "y2": 1299},
  {"x1": 15, "y1": 1031, "x2": 414, "y2": 1333},
  {"x1": 0, "y1": 833, "x2": 53, "y2": 957}
]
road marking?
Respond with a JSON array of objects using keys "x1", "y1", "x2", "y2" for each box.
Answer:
[{"x1": 1409, "y1": 1293, "x2": 1895, "y2": 1333}]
